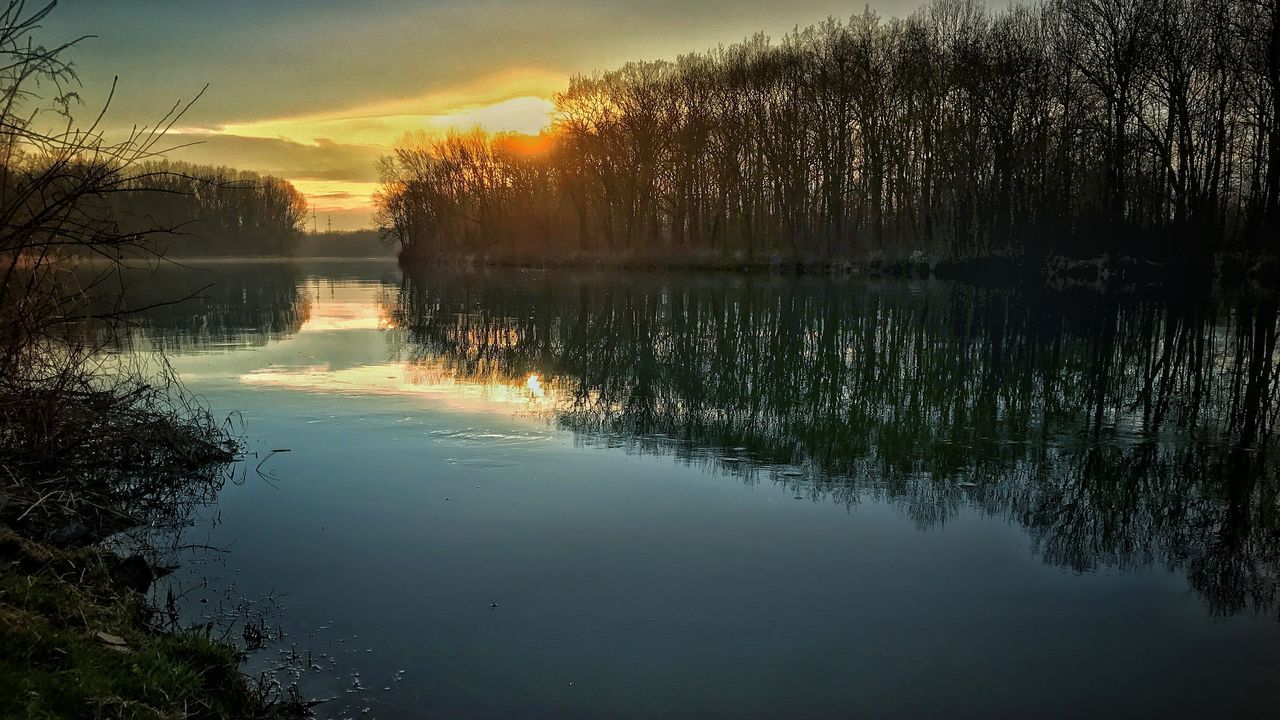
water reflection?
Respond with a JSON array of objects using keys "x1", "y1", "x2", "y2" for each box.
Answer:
[
  {"x1": 113, "y1": 261, "x2": 314, "y2": 352},
  {"x1": 120, "y1": 261, "x2": 1280, "y2": 716},
  {"x1": 387, "y1": 268, "x2": 1280, "y2": 619},
  {"x1": 129, "y1": 262, "x2": 1280, "y2": 623}
]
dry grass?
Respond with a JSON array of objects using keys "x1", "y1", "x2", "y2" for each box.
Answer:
[{"x1": 0, "y1": 352, "x2": 237, "y2": 544}]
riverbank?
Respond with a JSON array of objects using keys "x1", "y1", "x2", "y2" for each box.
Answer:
[
  {"x1": 0, "y1": 376, "x2": 308, "y2": 719},
  {"x1": 396, "y1": 249, "x2": 1280, "y2": 290},
  {"x1": 0, "y1": 529, "x2": 305, "y2": 719}
]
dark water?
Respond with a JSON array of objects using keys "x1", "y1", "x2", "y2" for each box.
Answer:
[{"x1": 136, "y1": 260, "x2": 1280, "y2": 718}]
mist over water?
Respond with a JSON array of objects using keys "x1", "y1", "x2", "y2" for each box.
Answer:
[{"x1": 139, "y1": 260, "x2": 1280, "y2": 719}]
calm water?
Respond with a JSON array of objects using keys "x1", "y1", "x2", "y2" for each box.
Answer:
[{"x1": 132, "y1": 260, "x2": 1280, "y2": 718}]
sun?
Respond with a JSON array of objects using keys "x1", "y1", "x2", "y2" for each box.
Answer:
[
  {"x1": 526, "y1": 373, "x2": 545, "y2": 398},
  {"x1": 443, "y1": 96, "x2": 555, "y2": 136}
]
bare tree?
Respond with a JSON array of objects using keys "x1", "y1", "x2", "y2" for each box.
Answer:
[{"x1": 375, "y1": 0, "x2": 1274, "y2": 272}]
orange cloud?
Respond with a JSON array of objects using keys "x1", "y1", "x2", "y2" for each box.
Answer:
[
  {"x1": 206, "y1": 68, "x2": 564, "y2": 146},
  {"x1": 164, "y1": 67, "x2": 567, "y2": 227}
]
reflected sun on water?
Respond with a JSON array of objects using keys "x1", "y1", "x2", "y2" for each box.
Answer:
[{"x1": 226, "y1": 280, "x2": 557, "y2": 418}]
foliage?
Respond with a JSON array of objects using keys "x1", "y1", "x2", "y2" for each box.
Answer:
[{"x1": 110, "y1": 160, "x2": 310, "y2": 257}]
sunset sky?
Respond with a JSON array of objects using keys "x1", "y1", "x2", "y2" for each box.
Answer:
[{"x1": 47, "y1": 1, "x2": 922, "y2": 229}]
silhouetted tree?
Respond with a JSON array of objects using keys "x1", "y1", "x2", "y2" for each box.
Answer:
[
  {"x1": 376, "y1": 0, "x2": 1275, "y2": 268},
  {"x1": 110, "y1": 160, "x2": 309, "y2": 257}
]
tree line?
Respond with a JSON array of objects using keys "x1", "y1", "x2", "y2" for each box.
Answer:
[
  {"x1": 294, "y1": 229, "x2": 394, "y2": 257},
  {"x1": 376, "y1": 0, "x2": 1280, "y2": 268},
  {"x1": 111, "y1": 160, "x2": 310, "y2": 257}
]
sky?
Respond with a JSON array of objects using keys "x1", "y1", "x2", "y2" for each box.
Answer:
[{"x1": 44, "y1": 0, "x2": 926, "y2": 230}]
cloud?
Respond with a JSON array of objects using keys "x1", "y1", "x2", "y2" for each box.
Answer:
[
  {"x1": 290, "y1": 179, "x2": 381, "y2": 214},
  {"x1": 161, "y1": 133, "x2": 385, "y2": 183},
  {"x1": 146, "y1": 67, "x2": 567, "y2": 231},
  {"x1": 51, "y1": 0, "x2": 943, "y2": 231},
  {"x1": 147, "y1": 133, "x2": 383, "y2": 228},
  {"x1": 148, "y1": 69, "x2": 567, "y2": 228},
  {"x1": 211, "y1": 69, "x2": 564, "y2": 147}
]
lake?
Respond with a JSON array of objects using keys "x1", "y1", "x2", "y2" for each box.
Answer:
[{"x1": 130, "y1": 259, "x2": 1280, "y2": 719}]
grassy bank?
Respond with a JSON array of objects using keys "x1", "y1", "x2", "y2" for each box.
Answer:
[
  {"x1": 0, "y1": 529, "x2": 303, "y2": 720},
  {"x1": 0, "y1": 372, "x2": 308, "y2": 719}
]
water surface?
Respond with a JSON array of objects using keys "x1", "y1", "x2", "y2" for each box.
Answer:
[{"x1": 137, "y1": 260, "x2": 1280, "y2": 718}]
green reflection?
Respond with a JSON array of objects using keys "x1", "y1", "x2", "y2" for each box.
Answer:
[
  {"x1": 390, "y1": 268, "x2": 1280, "y2": 618},
  {"x1": 122, "y1": 263, "x2": 1280, "y2": 620}
]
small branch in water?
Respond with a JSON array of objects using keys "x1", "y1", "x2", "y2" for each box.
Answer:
[
  {"x1": 172, "y1": 543, "x2": 231, "y2": 554},
  {"x1": 254, "y1": 448, "x2": 292, "y2": 476}
]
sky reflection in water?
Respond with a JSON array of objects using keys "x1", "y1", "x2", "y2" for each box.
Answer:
[{"x1": 142, "y1": 260, "x2": 1280, "y2": 720}]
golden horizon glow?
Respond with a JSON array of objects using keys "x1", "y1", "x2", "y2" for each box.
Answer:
[
  {"x1": 289, "y1": 179, "x2": 383, "y2": 215},
  {"x1": 170, "y1": 68, "x2": 565, "y2": 226},
  {"x1": 194, "y1": 68, "x2": 563, "y2": 147},
  {"x1": 238, "y1": 360, "x2": 559, "y2": 419},
  {"x1": 209, "y1": 95, "x2": 554, "y2": 148},
  {"x1": 526, "y1": 373, "x2": 545, "y2": 398},
  {"x1": 223, "y1": 283, "x2": 556, "y2": 418},
  {"x1": 295, "y1": 297, "x2": 391, "y2": 332},
  {"x1": 498, "y1": 132, "x2": 556, "y2": 157}
]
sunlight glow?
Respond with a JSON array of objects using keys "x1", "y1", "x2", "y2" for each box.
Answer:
[
  {"x1": 289, "y1": 179, "x2": 382, "y2": 214},
  {"x1": 225, "y1": 283, "x2": 556, "y2": 418},
  {"x1": 526, "y1": 373, "x2": 545, "y2": 398},
  {"x1": 165, "y1": 68, "x2": 565, "y2": 227},
  {"x1": 239, "y1": 361, "x2": 558, "y2": 418},
  {"x1": 439, "y1": 96, "x2": 555, "y2": 136},
  {"x1": 205, "y1": 68, "x2": 563, "y2": 147},
  {"x1": 212, "y1": 97, "x2": 554, "y2": 148},
  {"x1": 296, "y1": 294, "x2": 392, "y2": 332},
  {"x1": 498, "y1": 132, "x2": 556, "y2": 157}
]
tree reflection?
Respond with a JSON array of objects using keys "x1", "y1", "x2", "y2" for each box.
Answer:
[
  {"x1": 391, "y1": 267, "x2": 1280, "y2": 618},
  {"x1": 97, "y1": 262, "x2": 313, "y2": 352}
]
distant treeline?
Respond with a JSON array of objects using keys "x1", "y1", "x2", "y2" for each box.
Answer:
[
  {"x1": 377, "y1": 0, "x2": 1280, "y2": 267},
  {"x1": 101, "y1": 262, "x2": 314, "y2": 353},
  {"x1": 294, "y1": 229, "x2": 394, "y2": 257},
  {"x1": 111, "y1": 161, "x2": 309, "y2": 257}
]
